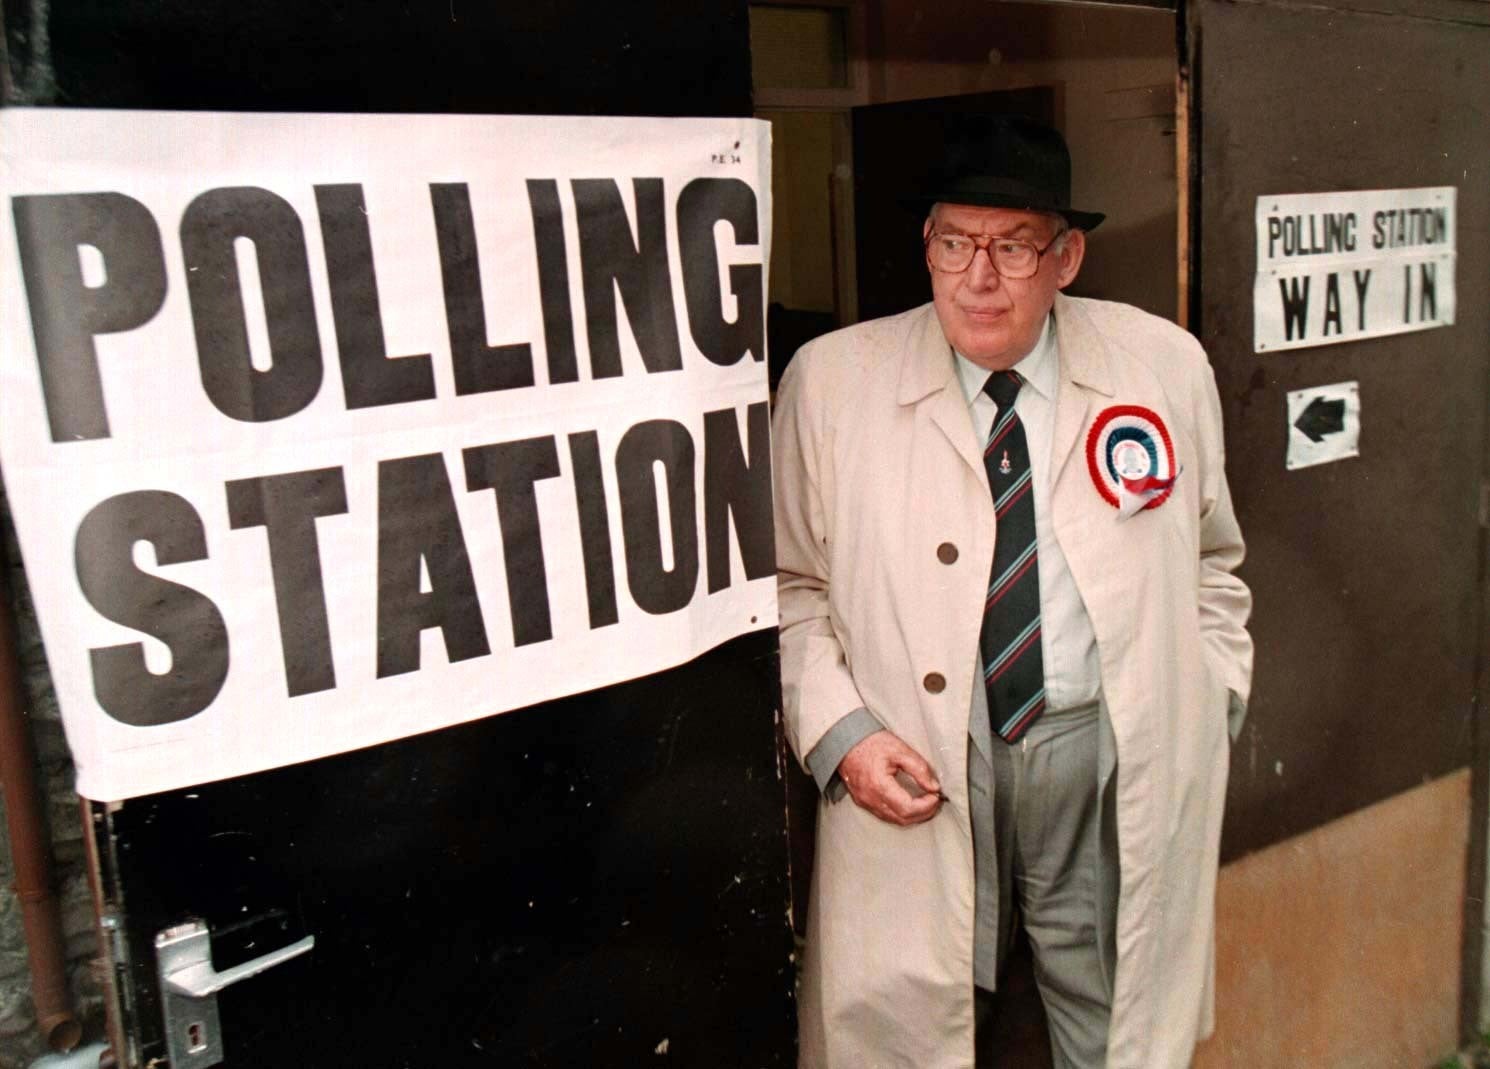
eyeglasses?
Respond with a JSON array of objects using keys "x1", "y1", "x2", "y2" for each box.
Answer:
[{"x1": 924, "y1": 229, "x2": 1067, "y2": 279}]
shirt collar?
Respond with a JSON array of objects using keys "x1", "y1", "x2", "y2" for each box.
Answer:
[{"x1": 953, "y1": 312, "x2": 1058, "y2": 406}]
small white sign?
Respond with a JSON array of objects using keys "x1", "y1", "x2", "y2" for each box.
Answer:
[
  {"x1": 1286, "y1": 381, "x2": 1360, "y2": 470},
  {"x1": 1255, "y1": 187, "x2": 1455, "y2": 353}
]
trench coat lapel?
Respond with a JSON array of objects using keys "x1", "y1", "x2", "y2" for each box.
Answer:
[
  {"x1": 1050, "y1": 294, "x2": 1116, "y2": 490},
  {"x1": 1049, "y1": 295, "x2": 1117, "y2": 795},
  {"x1": 894, "y1": 298, "x2": 1117, "y2": 489},
  {"x1": 896, "y1": 307, "x2": 986, "y2": 483}
]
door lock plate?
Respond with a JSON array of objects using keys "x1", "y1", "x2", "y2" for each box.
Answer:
[
  {"x1": 154, "y1": 920, "x2": 314, "y2": 1068},
  {"x1": 155, "y1": 923, "x2": 224, "y2": 1069}
]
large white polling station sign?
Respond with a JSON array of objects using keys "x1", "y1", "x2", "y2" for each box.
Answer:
[
  {"x1": 1254, "y1": 186, "x2": 1455, "y2": 353},
  {"x1": 0, "y1": 109, "x2": 775, "y2": 801}
]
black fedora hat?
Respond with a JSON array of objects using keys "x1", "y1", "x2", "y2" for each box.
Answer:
[{"x1": 909, "y1": 115, "x2": 1105, "y2": 232}]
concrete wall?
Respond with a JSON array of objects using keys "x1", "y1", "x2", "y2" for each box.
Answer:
[
  {"x1": 0, "y1": 493, "x2": 102, "y2": 1069},
  {"x1": 1197, "y1": 771, "x2": 1469, "y2": 1067}
]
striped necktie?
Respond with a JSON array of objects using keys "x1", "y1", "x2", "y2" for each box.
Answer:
[{"x1": 980, "y1": 370, "x2": 1046, "y2": 743}]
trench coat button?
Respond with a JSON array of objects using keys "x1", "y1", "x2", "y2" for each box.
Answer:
[
  {"x1": 923, "y1": 672, "x2": 946, "y2": 694},
  {"x1": 936, "y1": 542, "x2": 959, "y2": 564}
]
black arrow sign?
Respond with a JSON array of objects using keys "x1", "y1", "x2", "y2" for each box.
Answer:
[{"x1": 1294, "y1": 396, "x2": 1346, "y2": 443}]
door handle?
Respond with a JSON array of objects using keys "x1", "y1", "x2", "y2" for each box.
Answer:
[
  {"x1": 155, "y1": 919, "x2": 314, "y2": 1068},
  {"x1": 164, "y1": 931, "x2": 315, "y2": 998}
]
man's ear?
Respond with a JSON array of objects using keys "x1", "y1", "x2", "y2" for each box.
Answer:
[{"x1": 1055, "y1": 229, "x2": 1086, "y2": 289}]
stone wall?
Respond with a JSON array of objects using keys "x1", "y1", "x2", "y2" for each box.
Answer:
[{"x1": 0, "y1": 490, "x2": 104, "y2": 1069}]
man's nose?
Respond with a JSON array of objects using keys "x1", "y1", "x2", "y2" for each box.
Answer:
[{"x1": 965, "y1": 246, "x2": 1003, "y2": 290}]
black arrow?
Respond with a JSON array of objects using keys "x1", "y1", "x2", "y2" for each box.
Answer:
[{"x1": 1294, "y1": 396, "x2": 1346, "y2": 443}]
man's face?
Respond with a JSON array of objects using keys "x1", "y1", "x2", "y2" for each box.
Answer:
[{"x1": 923, "y1": 204, "x2": 1086, "y2": 371}]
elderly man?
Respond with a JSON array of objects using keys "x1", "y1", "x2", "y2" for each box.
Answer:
[{"x1": 772, "y1": 117, "x2": 1253, "y2": 1069}]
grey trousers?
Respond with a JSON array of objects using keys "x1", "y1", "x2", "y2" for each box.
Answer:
[{"x1": 975, "y1": 702, "x2": 1110, "y2": 1069}]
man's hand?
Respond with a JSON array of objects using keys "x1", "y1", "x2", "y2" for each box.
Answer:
[{"x1": 837, "y1": 730, "x2": 944, "y2": 826}]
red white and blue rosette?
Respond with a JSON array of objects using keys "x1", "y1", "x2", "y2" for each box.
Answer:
[{"x1": 1085, "y1": 405, "x2": 1178, "y2": 518}]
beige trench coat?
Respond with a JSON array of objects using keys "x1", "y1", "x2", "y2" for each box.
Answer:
[{"x1": 773, "y1": 294, "x2": 1253, "y2": 1069}]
